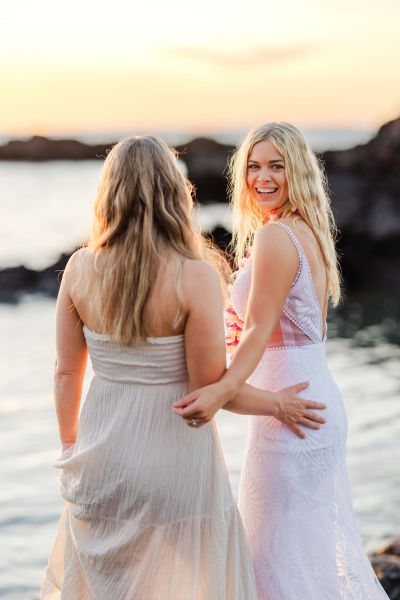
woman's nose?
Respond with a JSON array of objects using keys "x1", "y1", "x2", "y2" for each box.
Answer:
[{"x1": 257, "y1": 167, "x2": 272, "y2": 181}]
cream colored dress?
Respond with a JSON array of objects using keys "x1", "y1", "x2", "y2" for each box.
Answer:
[{"x1": 41, "y1": 327, "x2": 256, "y2": 599}]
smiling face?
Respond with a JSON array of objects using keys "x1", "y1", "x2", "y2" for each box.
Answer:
[{"x1": 246, "y1": 139, "x2": 289, "y2": 219}]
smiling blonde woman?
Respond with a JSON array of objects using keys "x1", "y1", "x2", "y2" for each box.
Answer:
[{"x1": 176, "y1": 123, "x2": 389, "y2": 599}]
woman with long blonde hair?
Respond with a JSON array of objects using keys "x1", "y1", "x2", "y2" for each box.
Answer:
[
  {"x1": 175, "y1": 123, "x2": 389, "y2": 599},
  {"x1": 40, "y1": 135, "x2": 325, "y2": 600}
]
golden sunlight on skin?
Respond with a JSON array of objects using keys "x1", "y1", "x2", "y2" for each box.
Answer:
[
  {"x1": 1, "y1": 0, "x2": 399, "y2": 134},
  {"x1": 247, "y1": 141, "x2": 289, "y2": 220}
]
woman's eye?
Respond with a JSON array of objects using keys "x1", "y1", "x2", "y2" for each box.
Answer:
[
  {"x1": 247, "y1": 164, "x2": 258, "y2": 170},
  {"x1": 272, "y1": 164, "x2": 284, "y2": 170}
]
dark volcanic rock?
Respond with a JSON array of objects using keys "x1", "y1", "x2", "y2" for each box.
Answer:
[
  {"x1": 323, "y1": 118, "x2": 400, "y2": 239},
  {"x1": 176, "y1": 138, "x2": 235, "y2": 204},
  {"x1": 369, "y1": 538, "x2": 400, "y2": 599},
  {"x1": 380, "y1": 540, "x2": 400, "y2": 557},
  {"x1": 371, "y1": 555, "x2": 400, "y2": 599},
  {"x1": 0, "y1": 266, "x2": 40, "y2": 297},
  {"x1": 0, "y1": 136, "x2": 112, "y2": 161},
  {"x1": 176, "y1": 137, "x2": 235, "y2": 178},
  {"x1": 0, "y1": 253, "x2": 71, "y2": 302},
  {"x1": 0, "y1": 135, "x2": 233, "y2": 204},
  {"x1": 321, "y1": 117, "x2": 400, "y2": 296}
]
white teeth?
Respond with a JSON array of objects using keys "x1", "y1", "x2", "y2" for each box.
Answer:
[{"x1": 256, "y1": 187, "x2": 278, "y2": 194}]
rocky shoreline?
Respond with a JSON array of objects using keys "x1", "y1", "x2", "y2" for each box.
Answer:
[
  {"x1": 370, "y1": 538, "x2": 400, "y2": 599},
  {"x1": 1, "y1": 117, "x2": 399, "y2": 301},
  {"x1": 0, "y1": 254, "x2": 70, "y2": 302}
]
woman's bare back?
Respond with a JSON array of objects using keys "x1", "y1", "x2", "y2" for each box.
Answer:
[
  {"x1": 278, "y1": 216, "x2": 328, "y2": 325},
  {"x1": 68, "y1": 248, "x2": 200, "y2": 338}
]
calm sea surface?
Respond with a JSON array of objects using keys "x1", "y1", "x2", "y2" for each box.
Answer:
[{"x1": 0, "y1": 161, "x2": 399, "y2": 600}]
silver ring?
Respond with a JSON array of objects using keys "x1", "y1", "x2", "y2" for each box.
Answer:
[{"x1": 190, "y1": 419, "x2": 198, "y2": 426}]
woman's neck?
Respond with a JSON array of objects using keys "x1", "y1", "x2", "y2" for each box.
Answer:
[{"x1": 263, "y1": 207, "x2": 300, "y2": 224}]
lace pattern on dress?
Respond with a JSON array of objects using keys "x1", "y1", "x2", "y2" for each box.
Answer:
[{"x1": 230, "y1": 221, "x2": 324, "y2": 350}]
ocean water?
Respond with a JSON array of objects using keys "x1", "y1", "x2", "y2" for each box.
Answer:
[
  {"x1": 0, "y1": 161, "x2": 231, "y2": 270},
  {"x1": 0, "y1": 160, "x2": 399, "y2": 599}
]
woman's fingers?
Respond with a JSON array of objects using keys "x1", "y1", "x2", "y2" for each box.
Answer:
[
  {"x1": 304, "y1": 410, "x2": 326, "y2": 424},
  {"x1": 173, "y1": 396, "x2": 211, "y2": 426},
  {"x1": 305, "y1": 400, "x2": 326, "y2": 410},
  {"x1": 288, "y1": 381, "x2": 309, "y2": 393},
  {"x1": 172, "y1": 399, "x2": 198, "y2": 414},
  {"x1": 183, "y1": 410, "x2": 202, "y2": 421},
  {"x1": 175, "y1": 403, "x2": 201, "y2": 418},
  {"x1": 184, "y1": 411, "x2": 207, "y2": 428},
  {"x1": 288, "y1": 423, "x2": 306, "y2": 439},
  {"x1": 299, "y1": 417, "x2": 321, "y2": 430},
  {"x1": 187, "y1": 418, "x2": 206, "y2": 428},
  {"x1": 173, "y1": 403, "x2": 207, "y2": 427},
  {"x1": 172, "y1": 392, "x2": 197, "y2": 409}
]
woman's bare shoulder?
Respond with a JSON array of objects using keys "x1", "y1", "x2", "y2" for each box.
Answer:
[
  {"x1": 182, "y1": 260, "x2": 223, "y2": 314},
  {"x1": 182, "y1": 259, "x2": 222, "y2": 305},
  {"x1": 61, "y1": 248, "x2": 96, "y2": 291},
  {"x1": 252, "y1": 223, "x2": 300, "y2": 276},
  {"x1": 65, "y1": 246, "x2": 92, "y2": 265},
  {"x1": 255, "y1": 221, "x2": 298, "y2": 250},
  {"x1": 182, "y1": 258, "x2": 219, "y2": 282}
]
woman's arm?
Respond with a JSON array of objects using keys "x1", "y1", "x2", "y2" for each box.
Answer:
[
  {"x1": 224, "y1": 382, "x2": 325, "y2": 438},
  {"x1": 180, "y1": 260, "x2": 227, "y2": 390},
  {"x1": 174, "y1": 379, "x2": 326, "y2": 438},
  {"x1": 174, "y1": 225, "x2": 315, "y2": 420},
  {"x1": 221, "y1": 224, "x2": 298, "y2": 396},
  {"x1": 54, "y1": 254, "x2": 88, "y2": 450},
  {"x1": 173, "y1": 256, "x2": 326, "y2": 436}
]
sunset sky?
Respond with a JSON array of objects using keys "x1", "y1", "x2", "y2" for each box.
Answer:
[{"x1": 2, "y1": 0, "x2": 400, "y2": 138}]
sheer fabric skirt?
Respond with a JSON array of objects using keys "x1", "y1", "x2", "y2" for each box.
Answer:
[
  {"x1": 238, "y1": 344, "x2": 388, "y2": 600},
  {"x1": 41, "y1": 376, "x2": 256, "y2": 599}
]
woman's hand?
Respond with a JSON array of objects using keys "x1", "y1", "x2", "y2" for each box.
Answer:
[
  {"x1": 61, "y1": 440, "x2": 76, "y2": 452},
  {"x1": 172, "y1": 382, "x2": 231, "y2": 428},
  {"x1": 273, "y1": 382, "x2": 326, "y2": 438},
  {"x1": 173, "y1": 380, "x2": 327, "y2": 437}
]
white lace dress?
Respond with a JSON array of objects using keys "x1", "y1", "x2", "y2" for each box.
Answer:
[
  {"x1": 231, "y1": 222, "x2": 388, "y2": 599},
  {"x1": 41, "y1": 328, "x2": 257, "y2": 599}
]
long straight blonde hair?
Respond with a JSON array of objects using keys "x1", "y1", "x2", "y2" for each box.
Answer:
[
  {"x1": 87, "y1": 135, "x2": 228, "y2": 344},
  {"x1": 229, "y1": 122, "x2": 341, "y2": 305}
]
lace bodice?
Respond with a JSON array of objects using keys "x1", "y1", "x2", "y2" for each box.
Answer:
[{"x1": 230, "y1": 221, "x2": 326, "y2": 349}]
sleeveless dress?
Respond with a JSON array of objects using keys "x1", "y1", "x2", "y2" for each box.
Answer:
[
  {"x1": 41, "y1": 327, "x2": 257, "y2": 599},
  {"x1": 231, "y1": 222, "x2": 389, "y2": 600}
]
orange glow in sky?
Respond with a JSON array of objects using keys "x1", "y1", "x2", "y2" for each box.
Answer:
[{"x1": 2, "y1": 0, "x2": 400, "y2": 137}]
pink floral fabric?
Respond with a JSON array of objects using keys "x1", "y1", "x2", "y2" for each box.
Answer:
[{"x1": 225, "y1": 304, "x2": 244, "y2": 355}]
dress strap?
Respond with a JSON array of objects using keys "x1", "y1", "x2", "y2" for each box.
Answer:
[
  {"x1": 269, "y1": 221, "x2": 304, "y2": 255},
  {"x1": 269, "y1": 221, "x2": 304, "y2": 286},
  {"x1": 270, "y1": 221, "x2": 326, "y2": 340}
]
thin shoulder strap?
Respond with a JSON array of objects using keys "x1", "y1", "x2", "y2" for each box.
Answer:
[
  {"x1": 269, "y1": 221, "x2": 303, "y2": 285},
  {"x1": 269, "y1": 221, "x2": 304, "y2": 255},
  {"x1": 270, "y1": 221, "x2": 326, "y2": 338}
]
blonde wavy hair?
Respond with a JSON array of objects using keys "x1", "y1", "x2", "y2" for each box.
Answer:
[
  {"x1": 87, "y1": 135, "x2": 228, "y2": 344},
  {"x1": 229, "y1": 122, "x2": 341, "y2": 305}
]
